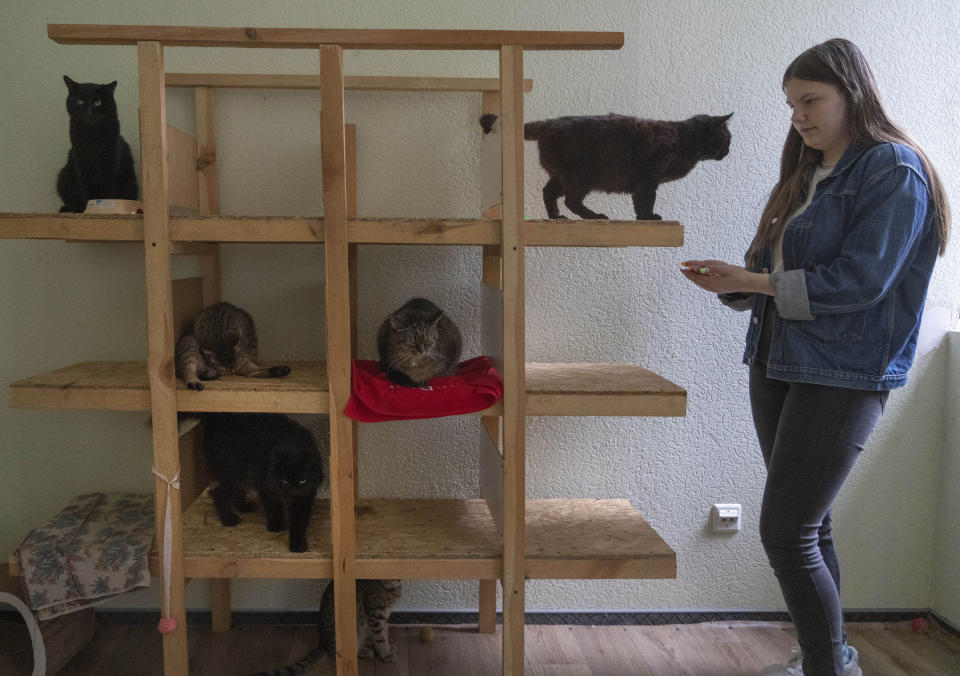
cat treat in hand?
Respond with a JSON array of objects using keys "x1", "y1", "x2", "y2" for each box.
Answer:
[
  {"x1": 377, "y1": 298, "x2": 462, "y2": 388},
  {"x1": 175, "y1": 302, "x2": 291, "y2": 391},
  {"x1": 680, "y1": 262, "x2": 712, "y2": 274},
  {"x1": 480, "y1": 112, "x2": 732, "y2": 220}
]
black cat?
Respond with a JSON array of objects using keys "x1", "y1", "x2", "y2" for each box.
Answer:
[
  {"x1": 480, "y1": 112, "x2": 732, "y2": 220},
  {"x1": 202, "y1": 413, "x2": 324, "y2": 553},
  {"x1": 57, "y1": 76, "x2": 138, "y2": 213}
]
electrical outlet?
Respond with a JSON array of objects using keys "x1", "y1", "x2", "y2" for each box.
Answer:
[{"x1": 711, "y1": 503, "x2": 742, "y2": 533}]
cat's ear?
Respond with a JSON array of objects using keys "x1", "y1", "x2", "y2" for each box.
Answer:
[
  {"x1": 719, "y1": 113, "x2": 733, "y2": 122},
  {"x1": 104, "y1": 81, "x2": 118, "y2": 94},
  {"x1": 63, "y1": 75, "x2": 77, "y2": 92},
  {"x1": 429, "y1": 311, "x2": 445, "y2": 327},
  {"x1": 389, "y1": 312, "x2": 404, "y2": 331}
]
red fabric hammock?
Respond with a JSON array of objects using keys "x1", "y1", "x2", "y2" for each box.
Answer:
[{"x1": 345, "y1": 356, "x2": 503, "y2": 422}]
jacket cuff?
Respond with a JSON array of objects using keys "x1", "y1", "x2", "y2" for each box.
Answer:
[
  {"x1": 770, "y1": 270, "x2": 814, "y2": 320},
  {"x1": 717, "y1": 292, "x2": 753, "y2": 312}
]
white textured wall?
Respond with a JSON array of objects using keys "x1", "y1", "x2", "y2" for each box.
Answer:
[
  {"x1": 932, "y1": 332, "x2": 960, "y2": 628},
  {"x1": 1, "y1": 1, "x2": 958, "y2": 616}
]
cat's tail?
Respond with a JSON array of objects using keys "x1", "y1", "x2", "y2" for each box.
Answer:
[
  {"x1": 246, "y1": 643, "x2": 329, "y2": 676},
  {"x1": 478, "y1": 114, "x2": 544, "y2": 140}
]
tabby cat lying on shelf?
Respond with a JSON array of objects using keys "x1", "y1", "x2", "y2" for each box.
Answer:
[{"x1": 175, "y1": 301, "x2": 291, "y2": 391}]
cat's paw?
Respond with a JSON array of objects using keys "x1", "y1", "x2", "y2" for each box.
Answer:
[
  {"x1": 219, "y1": 512, "x2": 241, "y2": 527},
  {"x1": 551, "y1": 215, "x2": 568, "y2": 220},
  {"x1": 268, "y1": 365, "x2": 291, "y2": 378},
  {"x1": 186, "y1": 380, "x2": 204, "y2": 391},
  {"x1": 377, "y1": 648, "x2": 399, "y2": 663},
  {"x1": 238, "y1": 499, "x2": 257, "y2": 513},
  {"x1": 595, "y1": 213, "x2": 609, "y2": 220},
  {"x1": 267, "y1": 518, "x2": 286, "y2": 533},
  {"x1": 650, "y1": 213, "x2": 662, "y2": 220},
  {"x1": 198, "y1": 371, "x2": 219, "y2": 381},
  {"x1": 358, "y1": 647, "x2": 374, "y2": 659},
  {"x1": 288, "y1": 538, "x2": 308, "y2": 553}
]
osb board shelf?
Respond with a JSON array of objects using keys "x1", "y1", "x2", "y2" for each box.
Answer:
[
  {"x1": 0, "y1": 214, "x2": 683, "y2": 247},
  {"x1": 48, "y1": 24, "x2": 624, "y2": 51},
  {"x1": 139, "y1": 492, "x2": 675, "y2": 581},
  {"x1": 9, "y1": 362, "x2": 685, "y2": 417},
  {"x1": 8, "y1": 361, "x2": 330, "y2": 414}
]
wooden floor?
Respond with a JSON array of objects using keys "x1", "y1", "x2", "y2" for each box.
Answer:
[{"x1": 2, "y1": 619, "x2": 958, "y2": 675}]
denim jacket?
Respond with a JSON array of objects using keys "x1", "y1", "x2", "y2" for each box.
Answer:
[{"x1": 721, "y1": 141, "x2": 940, "y2": 390}]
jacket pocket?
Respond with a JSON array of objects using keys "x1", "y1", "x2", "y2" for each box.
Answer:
[{"x1": 789, "y1": 310, "x2": 868, "y2": 345}]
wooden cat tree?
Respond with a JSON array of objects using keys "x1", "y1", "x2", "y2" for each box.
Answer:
[{"x1": 1, "y1": 25, "x2": 685, "y2": 676}]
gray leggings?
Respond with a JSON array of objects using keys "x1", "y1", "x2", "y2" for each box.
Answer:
[{"x1": 749, "y1": 361, "x2": 887, "y2": 675}]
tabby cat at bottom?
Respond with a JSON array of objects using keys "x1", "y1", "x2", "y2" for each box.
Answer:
[
  {"x1": 249, "y1": 578, "x2": 403, "y2": 675},
  {"x1": 480, "y1": 111, "x2": 733, "y2": 220},
  {"x1": 175, "y1": 302, "x2": 291, "y2": 391}
]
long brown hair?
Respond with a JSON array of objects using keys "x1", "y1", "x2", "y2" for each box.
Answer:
[{"x1": 747, "y1": 38, "x2": 950, "y2": 269}]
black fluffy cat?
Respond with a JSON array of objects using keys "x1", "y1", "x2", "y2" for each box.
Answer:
[
  {"x1": 480, "y1": 112, "x2": 732, "y2": 220},
  {"x1": 377, "y1": 298, "x2": 462, "y2": 387},
  {"x1": 202, "y1": 413, "x2": 323, "y2": 553},
  {"x1": 57, "y1": 76, "x2": 138, "y2": 213}
]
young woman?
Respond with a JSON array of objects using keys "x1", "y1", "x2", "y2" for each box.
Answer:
[{"x1": 681, "y1": 38, "x2": 950, "y2": 676}]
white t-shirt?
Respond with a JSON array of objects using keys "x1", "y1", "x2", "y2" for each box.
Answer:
[{"x1": 772, "y1": 162, "x2": 836, "y2": 273}]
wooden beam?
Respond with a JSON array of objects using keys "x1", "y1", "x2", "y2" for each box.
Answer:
[
  {"x1": 50, "y1": 24, "x2": 623, "y2": 51},
  {"x1": 138, "y1": 39, "x2": 188, "y2": 676},
  {"x1": 500, "y1": 43, "x2": 527, "y2": 676},
  {"x1": 346, "y1": 123, "x2": 359, "y2": 501},
  {"x1": 320, "y1": 43, "x2": 358, "y2": 676},
  {"x1": 167, "y1": 73, "x2": 534, "y2": 92}
]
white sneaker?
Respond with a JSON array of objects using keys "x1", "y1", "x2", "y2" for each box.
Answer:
[
  {"x1": 760, "y1": 647, "x2": 803, "y2": 675},
  {"x1": 760, "y1": 644, "x2": 862, "y2": 676}
]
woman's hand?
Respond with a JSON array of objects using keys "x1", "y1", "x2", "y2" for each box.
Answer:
[{"x1": 680, "y1": 260, "x2": 774, "y2": 296}]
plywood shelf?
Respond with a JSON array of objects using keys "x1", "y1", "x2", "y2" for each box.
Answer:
[
  {"x1": 48, "y1": 24, "x2": 624, "y2": 51},
  {"x1": 7, "y1": 361, "x2": 330, "y2": 414},
  {"x1": 139, "y1": 492, "x2": 675, "y2": 581},
  {"x1": 0, "y1": 214, "x2": 683, "y2": 247},
  {"x1": 9, "y1": 361, "x2": 685, "y2": 417}
]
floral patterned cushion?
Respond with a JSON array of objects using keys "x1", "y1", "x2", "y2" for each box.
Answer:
[{"x1": 17, "y1": 493, "x2": 154, "y2": 621}]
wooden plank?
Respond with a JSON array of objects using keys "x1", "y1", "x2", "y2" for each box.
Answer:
[
  {"x1": 478, "y1": 579, "x2": 498, "y2": 634},
  {"x1": 166, "y1": 123, "x2": 199, "y2": 211},
  {"x1": 0, "y1": 214, "x2": 684, "y2": 246},
  {"x1": 346, "y1": 123, "x2": 360, "y2": 501},
  {"x1": 526, "y1": 220, "x2": 684, "y2": 247},
  {"x1": 500, "y1": 43, "x2": 527, "y2": 676},
  {"x1": 8, "y1": 361, "x2": 330, "y2": 413},
  {"x1": 481, "y1": 90, "x2": 503, "y2": 290},
  {"x1": 194, "y1": 87, "x2": 220, "y2": 216},
  {"x1": 138, "y1": 39, "x2": 188, "y2": 676},
  {"x1": 320, "y1": 43, "x2": 358, "y2": 676},
  {"x1": 49, "y1": 24, "x2": 624, "y2": 50},
  {"x1": 8, "y1": 361, "x2": 685, "y2": 416},
  {"x1": 167, "y1": 73, "x2": 534, "y2": 92},
  {"x1": 210, "y1": 579, "x2": 231, "y2": 632}
]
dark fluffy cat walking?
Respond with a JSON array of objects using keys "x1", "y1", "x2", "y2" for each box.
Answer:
[
  {"x1": 176, "y1": 302, "x2": 291, "y2": 391},
  {"x1": 203, "y1": 413, "x2": 323, "y2": 553},
  {"x1": 377, "y1": 298, "x2": 462, "y2": 387},
  {"x1": 249, "y1": 579, "x2": 402, "y2": 675},
  {"x1": 480, "y1": 112, "x2": 733, "y2": 220},
  {"x1": 57, "y1": 76, "x2": 138, "y2": 213}
]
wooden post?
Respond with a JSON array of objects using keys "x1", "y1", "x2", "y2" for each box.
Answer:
[
  {"x1": 346, "y1": 123, "x2": 359, "y2": 499},
  {"x1": 478, "y1": 88, "x2": 502, "y2": 636},
  {"x1": 195, "y1": 86, "x2": 222, "y2": 307},
  {"x1": 320, "y1": 44, "x2": 359, "y2": 676},
  {"x1": 500, "y1": 44, "x2": 526, "y2": 676},
  {"x1": 138, "y1": 40, "x2": 188, "y2": 676}
]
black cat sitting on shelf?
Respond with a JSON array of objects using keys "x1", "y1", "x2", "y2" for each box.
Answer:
[
  {"x1": 57, "y1": 76, "x2": 138, "y2": 213},
  {"x1": 480, "y1": 111, "x2": 732, "y2": 220},
  {"x1": 203, "y1": 413, "x2": 324, "y2": 553}
]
